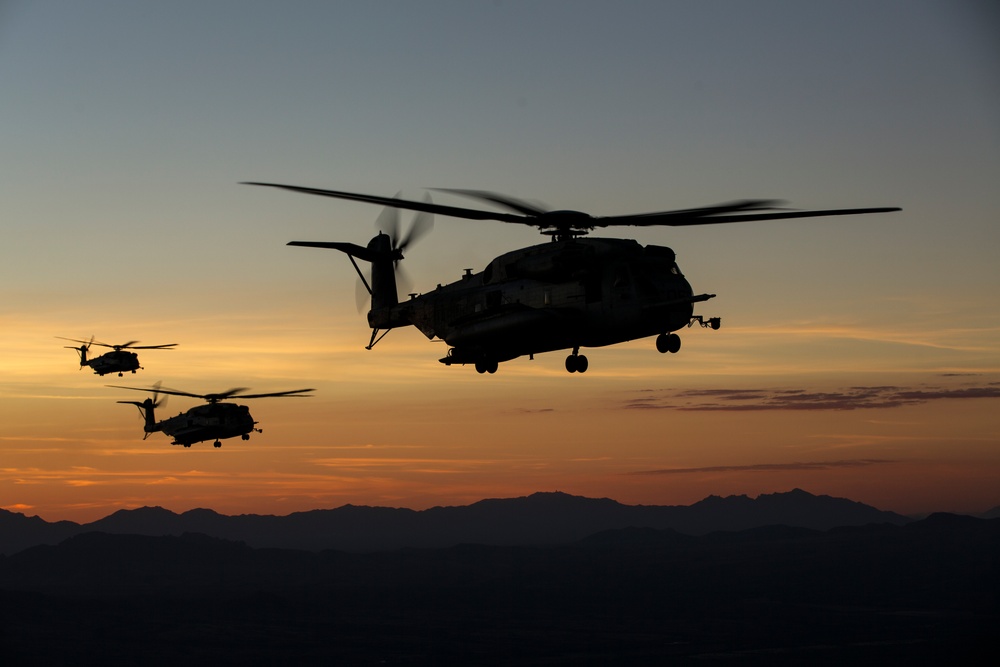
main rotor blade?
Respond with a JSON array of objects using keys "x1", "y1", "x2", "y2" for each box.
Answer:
[
  {"x1": 616, "y1": 199, "x2": 786, "y2": 220},
  {"x1": 56, "y1": 336, "x2": 92, "y2": 346},
  {"x1": 432, "y1": 188, "x2": 549, "y2": 216},
  {"x1": 594, "y1": 206, "x2": 902, "y2": 228},
  {"x1": 248, "y1": 182, "x2": 900, "y2": 232},
  {"x1": 243, "y1": 182, "x2": 529, "y2": 224},
  {"x1": 108, "y1": 384, "x2": 208, "y2": 400},
  {"x1": 235, "y1": 388, "x2": 315, "y2": 400},
  {"x1": 111, "y1": 385, "x2": 314, "y2": 401},
  {"x1": 125, "y1": 343, "x2": 178, "y2": 350},
  {"x1": 56, "y1": 336, "x2": 107, "y2": 348},
  {"x1": 203, "y1": 388, "x2": 251, "y2": 402}
]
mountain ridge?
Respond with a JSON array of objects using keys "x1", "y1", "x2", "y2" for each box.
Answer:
[{"x1": 1, "y1": 489, "x2": 912, "y2": 555}]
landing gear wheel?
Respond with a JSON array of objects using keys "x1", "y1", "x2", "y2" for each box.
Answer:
[
  {"x1": 656, "y1": 333, "x2": 681, "y2": 354},
  {"x1": 565, "y1": 354, "x2": 589, "y2": 373},
  {"x1": 475, "y1": 359, "x2": 498, "y2": 374},
  {"x1": 214, "y1": 440, "x2": 222, "y2": 448}
]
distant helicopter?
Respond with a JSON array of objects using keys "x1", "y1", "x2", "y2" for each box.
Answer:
[
  {"x1": 111, "y1": 384, "x2": 314, "y2": 448},
  {"x1": 245, "y1": 182, "x2": 900, "y2": 374},
  {"x1": 57, "y1": 337, "x2": 177, "y2": 376}
]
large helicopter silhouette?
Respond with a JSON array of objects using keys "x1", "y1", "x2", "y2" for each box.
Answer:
[
  {"x1": 57, "y1": 337, "x2": 177, "y2": 376},
  {"x1": 111, "y1": 384, "x2": 314, "y2": 448},
  {"x1": 245, "y1": 182, "x2": 900, "y2": 374}
]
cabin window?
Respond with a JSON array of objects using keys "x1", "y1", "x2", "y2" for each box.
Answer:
[{"x1": 486, "y1": 290, "x2": 501, "y2": 309}]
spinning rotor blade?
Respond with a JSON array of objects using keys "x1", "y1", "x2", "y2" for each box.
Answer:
[
  {"x1": 399, "y1": 198, "x2": 435, "y2": 251},
  {"x1": 202, "y1": 388, "x2": 252, "y2": 402},
  {"x1": 144, "y1": 381, "x2": 166, "y2": 408},
  {"x1": 375, "y1": 193, "x2": 435, "y2": 256},
  {"x1": 355, "y1": 276, "x2": 370, "y2": 313},
  {"x1": 371, "y1": 194, "x2": 434, "y2": 302},
  {"x1": 248, "y1": 181, "x2": 900, "y2": 236},
  {"x1": 56, "y1": 336, "x2": 97, "y2": 349},
  {"x1": 108, "y1": 384, "x2": 237, "y2": 402},
  {"x1": 375, "y1": 198, "x2": 401, "y2": 244},
  {"x1": 431, "y1": 188, "x2": 549, "y2": 216},
  {"x1": 593, "y1": 203, "x2": 902, "y2": 228},
  {"x1": 234, "y1": 388, "x2": 314, "y2": 400},
  {"x1": 58, "y1": 337, "x2": 178, "y2": 350},
  {"x1": 243, "y1": 182, "x2": 527, "y2": 223},
  {"x1": 109, "y1": 385, "x2": 313, "y2": 402}
]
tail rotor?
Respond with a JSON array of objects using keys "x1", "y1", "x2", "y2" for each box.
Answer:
[
  {"x1": 354, "y1": 193, "x2": 434, "y2": 311},
  {"x1": 61, "y1": 335, "x2": 94, "y2": 368},
  {"x1": 117, "y1": 381, "x2": 165, "y2": 439}
]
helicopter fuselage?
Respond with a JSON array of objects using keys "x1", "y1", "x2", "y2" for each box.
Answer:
[
  {"x1": 378, "y1": 237, "x2": 715, "y2": 371},
  {"x1": 151, "y1": 403, "x2": 257, "y2": 448},
  {"x1": 86, "y1": 350, "x2": 141, "y2": 376}
]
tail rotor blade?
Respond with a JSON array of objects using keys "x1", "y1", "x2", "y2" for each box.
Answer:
[
  {"x1": 151, "y1": 381, "x2": 166, "y2": 409},
  {"x1": 395, "y1": 262, "x2": 414, "y2": 298},
  {"x1": 375, "y1": 193, "x2": 402, "y2": 244},
  {"x1": 399, "y1": 206, "x2": 434, "y2": 252}
]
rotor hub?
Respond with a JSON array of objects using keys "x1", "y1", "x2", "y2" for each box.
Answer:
[{"x1": 537, "y1": 210, "x2": 594, "y2": 236}]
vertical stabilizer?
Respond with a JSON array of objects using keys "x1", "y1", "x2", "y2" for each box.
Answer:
[
  {"x1": 118, "y1": 397, "x2": 161, "y2": 439},
  {"x1": 367, "y1": 232, "x2": 399, "y2": 314}
]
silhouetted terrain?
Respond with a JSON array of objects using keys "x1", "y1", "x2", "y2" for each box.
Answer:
[
  {"x1": 0, "y1": 506, "x2": 996, "y2": 664},
  {"x1": 0, "y1": 489, "x2": 910, "y2": 555}
]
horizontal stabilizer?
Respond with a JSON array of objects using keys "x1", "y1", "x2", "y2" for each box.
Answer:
[{"x1": 287, "y1": 241, "x2": 381, "y2": 263}]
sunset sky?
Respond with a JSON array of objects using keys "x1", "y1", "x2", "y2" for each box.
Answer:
[{"x1": 2, "y1": 1, "x2": 998, "y2": 523}]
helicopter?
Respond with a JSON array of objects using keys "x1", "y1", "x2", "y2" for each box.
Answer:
[
  {"x1": 111, "y1": 384, "x2": 314, "y2": 448},
  {"x1": 57, "y1": 337, "x2": 177, "y2": 376},
  {"x1": 244, "y1": 182, "x2": 900, "y2": 374}
]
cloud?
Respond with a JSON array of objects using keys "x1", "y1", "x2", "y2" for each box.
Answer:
[
  {"x1": 623, "y1": 383, "x2": 1000, "y2": 412},
  {"x1": 630, "y1": 459, "x2": 898, "y2": 476}
]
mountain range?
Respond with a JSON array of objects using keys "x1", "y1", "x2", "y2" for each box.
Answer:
[
  {"x1": 1, "y1": 490, "x2": 996, "y2": 664},
  {"x1": 1, "y1": 488, "x2": 912, "y2": 555},
  {"x1": 0, "y1": 507, "x2": 996, "y2": 664}
]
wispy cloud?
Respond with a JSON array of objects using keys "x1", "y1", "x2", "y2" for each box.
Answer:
[
  {"x1": 623, "y1": 383, "x2": 1000, "y2": 412},
  {"x1": 630, "y1": 459, "x2": 898, "y2": 475}
]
